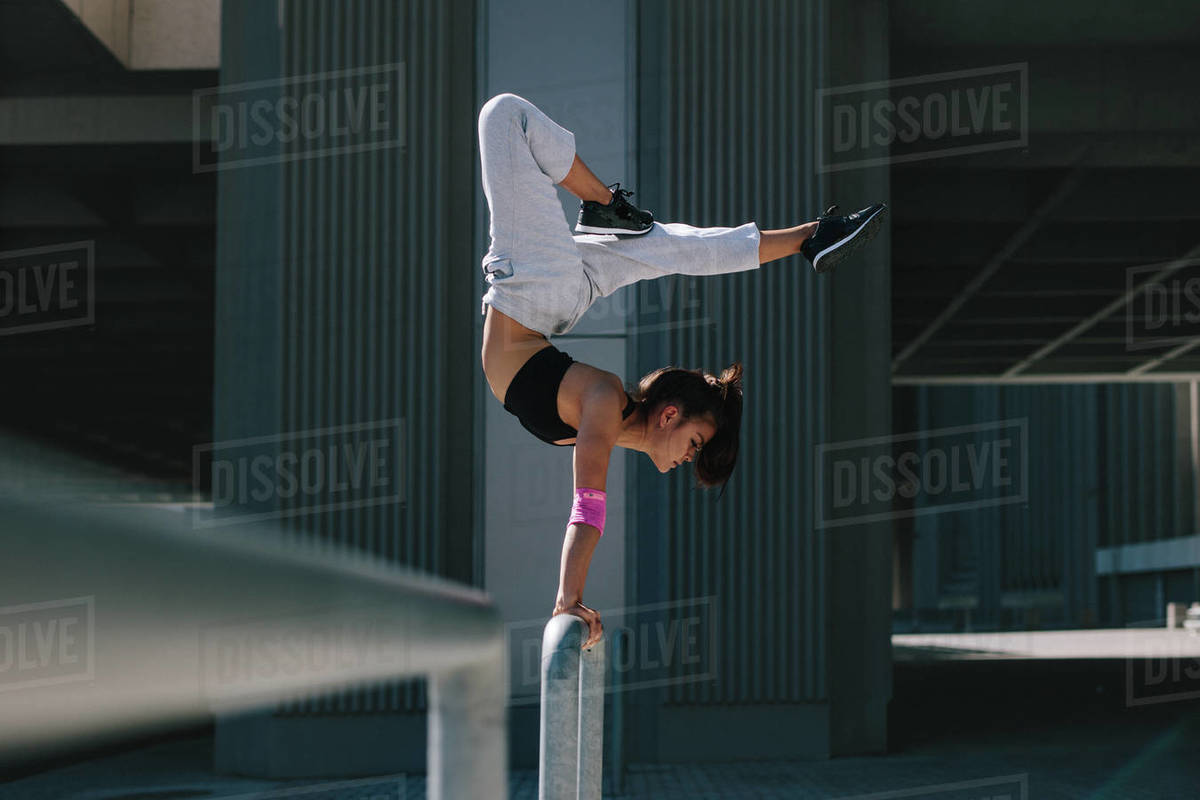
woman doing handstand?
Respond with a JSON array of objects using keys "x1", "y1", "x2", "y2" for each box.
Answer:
[{"x1": 477, "y1": 93, "x2": 886, "y2": 650}]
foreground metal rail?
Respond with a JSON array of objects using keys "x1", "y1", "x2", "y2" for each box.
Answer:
[
  {"x1": 539, "y1": 614, "x2": 605, "y2": 800},
  {"x1": 0, "y1": 491, "x2": 507, "y2": 799}
]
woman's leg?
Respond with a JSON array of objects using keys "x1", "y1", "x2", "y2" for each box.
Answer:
[
  {"x1": 478, "y1": 93, "x2": 592, "y2": 337},
  {"x1": 478, "y1": 93, "x2": 581, "y2": 262},
  {"x1": 559, "y1": 155, "x2": 614, "y2": 206},
  {"x1": 757, "y1": 222, "x2": 818, "y2": 265},
  {"x1": 573, "y1": 215, "x2": 824, "y2": 307},
  {"x1": 576, "y1": 218, "x2": 803, "y2": 302}
]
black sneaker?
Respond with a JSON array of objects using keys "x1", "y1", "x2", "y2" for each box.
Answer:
[
  {"x1": 575, "y1": 182, "x2": 654, "y2": 235},
  {"x1": 800, "y1": 202, "x2": 888, "y2": 273}
]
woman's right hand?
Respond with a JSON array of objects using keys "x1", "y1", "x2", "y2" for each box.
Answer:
[{"x1": 552, "y1": 598, "x2": 603, "y2": 650}]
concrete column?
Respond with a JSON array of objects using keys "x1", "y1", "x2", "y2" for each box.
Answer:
[{"x1": 824, "y1": 0, "x2": 894, "y2": 756}]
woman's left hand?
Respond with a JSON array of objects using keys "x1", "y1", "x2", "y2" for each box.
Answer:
[{"x1": 552, "y1": 598, "x2": 603, "y2": 650}]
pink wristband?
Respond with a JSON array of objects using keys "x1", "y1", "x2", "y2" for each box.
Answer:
[{"x1": 568, "y1": 487, "x2": 607, "y2": 537}]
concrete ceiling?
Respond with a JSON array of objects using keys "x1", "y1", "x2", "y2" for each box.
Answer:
[
  {"x1": 889, "y1": 1, "x2": 1200, "y2": 384},
  {"x1": 0, "y1": 0, "x2": 214, "y2": 94},
  {"x1": 892, "y1": 0, "x2": 1200, "y2": 47},
  {"x1": 0, "y1": 0, "x2": 123, "y2": 82}
]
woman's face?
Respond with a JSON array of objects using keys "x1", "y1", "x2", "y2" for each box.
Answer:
[{"x1": 649, "y1": 403, "x2": 717, "y2": 473}]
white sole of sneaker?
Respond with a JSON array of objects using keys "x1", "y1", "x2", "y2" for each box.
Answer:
[
  {"x1": 574, "y1": 223, "x2": 653, "y2": 235},
  {"x1": 811, "y1": 204, "x2": 887, "y2": 273}
]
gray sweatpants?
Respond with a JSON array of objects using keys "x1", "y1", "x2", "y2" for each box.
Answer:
[{"x1": 478, "y1": 92, "x2": 762, "y2": 338}]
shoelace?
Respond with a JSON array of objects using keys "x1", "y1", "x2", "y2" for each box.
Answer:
[
  {"x1": 604, "y1": 181, "x2": 633, "y2": 211},
  {"x1": 607, "y1": 182, "x2": 634, "y2": 203},
  {"x1": 808, "y1": 204, "x2": 839, "y2": 240},
  {"x1": 606, "y1": 182, "x2": 639, "y2": 220}
]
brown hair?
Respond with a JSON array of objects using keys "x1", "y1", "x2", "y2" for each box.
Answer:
[{"x1": 629, "y1": 362, "x2": 744, "y2": 490}]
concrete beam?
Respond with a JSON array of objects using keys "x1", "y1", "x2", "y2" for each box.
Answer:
[
  {"x1": 891, "y1": 168, "x2": 1200, "y2": 223},
  {"x1": 894, "y1": 222, "x2": 1192, "y2": 269},
  {"x1": 893, "y1": 372, "x2": 1200, "y2": 385},
  {"x1": 892, "y1": 0, "x2": 1200, "y2": 47},
  {"x1": 0, "y1": 487, "x2": 508, "y2": 795},
  {"x1": 892, "y1": 132, "x2": 1200, "y2": 169},
  {"x1": 0, "y1": 95, "x2": 209, "y2": 144},
  {"x1": 891, "y1": 45, "x2": 1200, "y2": 134}
]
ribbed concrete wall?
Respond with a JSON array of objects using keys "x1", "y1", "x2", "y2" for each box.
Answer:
[
  {"x1": 631, "y1": 0, "x2": 892, "y2": 761},
  {"x1": 212, "y1": 0, "x2": 477, "y2": 775},
  {"x1": 274, "y1": 0, "x2": 478, "y2": 714},
  {"x1": 641, "y1": 0, "x2": 829, "y2": 707}
]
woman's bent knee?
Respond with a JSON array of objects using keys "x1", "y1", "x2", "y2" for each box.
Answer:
[{"x1": 478, "y1": 92, "x2": 526, "y2": 131}]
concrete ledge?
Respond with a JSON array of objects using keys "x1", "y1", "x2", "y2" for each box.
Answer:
[
  {"x1": 895, "y1": 628, "x2": 1200, "y2": 661},
  {"x1": 1096, "y1": 535, "x2": 1200, "y2": 576}
]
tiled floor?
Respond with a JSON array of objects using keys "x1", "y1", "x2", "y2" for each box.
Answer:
[
  {"x1": 4, "y1": 658, "x2": 1200, "y2": 799},
  {"x1": 2, "y1": 714, "x2": 1198, "y2": 800}
]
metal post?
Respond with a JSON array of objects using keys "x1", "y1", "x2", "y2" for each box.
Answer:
[
  {"x1": 429, "y1": 633, "x2": 509, "y2": 800},
  {"x1": 540, "y1": 616, "x2": 580, "y2": 800},
  {"x1": 578, "y1": 634, "x2": 606, "y2": 798},
  {"x1": 539, "y1": 615, "x2": 605, "y2": 800}
]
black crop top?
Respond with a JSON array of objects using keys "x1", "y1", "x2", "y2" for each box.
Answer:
[{"x1": 502, "y1": 344, "x2": 638, "y2": 446}]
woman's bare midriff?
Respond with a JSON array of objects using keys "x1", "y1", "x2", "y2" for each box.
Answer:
[{"x1": 481, "y1": 305, "x2": 625, "y2": 446}]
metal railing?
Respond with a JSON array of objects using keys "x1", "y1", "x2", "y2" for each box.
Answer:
[
  {"x1": 0, "y1": 488, "x2": 507, "y2": 799},
  {"x1": 539, "y1": 614, "x2": 605, "y2": 800}
]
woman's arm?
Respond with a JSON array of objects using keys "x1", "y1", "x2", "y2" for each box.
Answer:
[{"x1": 552, "y1": 379, "x2": 624, "y2": 649}]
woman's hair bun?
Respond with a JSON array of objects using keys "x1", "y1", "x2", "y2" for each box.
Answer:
[{"x1": 718, "y1": 362, "x2": 743, "y2": 390}]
